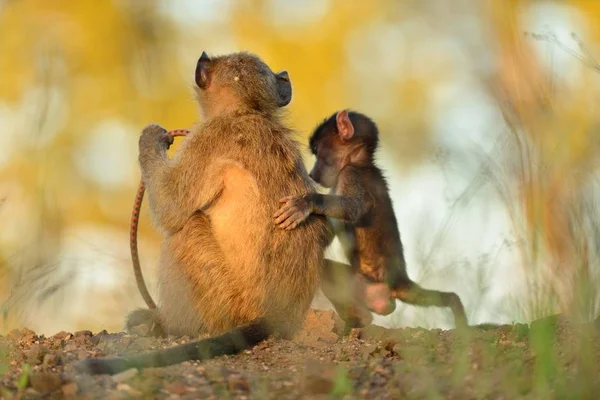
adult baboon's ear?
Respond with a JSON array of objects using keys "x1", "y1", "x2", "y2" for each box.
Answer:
[
  {"x1": 275, "y1": 71, "x2": 292, "y2": 107},
  {"x1": 195, "y1": 51, "x2": 212, "y2": 89}
]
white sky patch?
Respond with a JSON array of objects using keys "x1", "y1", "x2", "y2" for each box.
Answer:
[
  {"x1": 432, "y1": 80, "x2": 503, "y2": 157},
  {"x1": 369, "y1": 147, "x2": 522, "y2": 328},
  {"x1": 522, "y1": 1, "x2": 588, "y2": 85},
  {"x1": 57, "y1": 225, "x2": 136, "y2": 288},
  {"x1": 74, "y1": 119, "x2": 138, "y2": 188},
  {"x1": 16, "y1": 224, "x2": 161, "y2": 335}
]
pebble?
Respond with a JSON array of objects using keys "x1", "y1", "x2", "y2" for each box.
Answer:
[
  {"x1": 116, "y1": 383, "x2": 143, "y2": 397},
  {"x1": 130, "y1": 324, "x2": 151, "y2": 337},
  {"x1": 43, "y1": 353, "x2": 58, "y2": 366},
  {"x1": 91, "y1": 330, "x2": 108, "y2": 346},
  {"x1": 112, "y1": 368, "x2": 139, "y2": 383},
  {"x1": 29, "y1": 372, "x2": 63, "y2": 392},
  {"x1": 7, "y1": 329, "x2": 20, "y2": 340},
  {"x1": 26, "y1": 344, "x2": 47, "y2": 365},
  {"x1": 165, "y1": 382, "x2": 187, "y2": 395},
  {"x1": 129, "y1": 337, "x2": 154, "y2": 351},
  {"x1": 61, "y1": 382, "x2": 78, "y2": 396},
  {"x1": 51, "y1": 331, "x2": 70, "y2": 339},
  {"x1": 360, "y1": 343, "x2": 379, "y2": 360},
  {"x1": 301, "y1": 359, "x2": 336, "y2": 395},
  {"x1": 19, "y1": 328, "x2": 37, "y2": 342},
  {"x1": 227, "y1": 373, "x2": 250, "y2": 392}
]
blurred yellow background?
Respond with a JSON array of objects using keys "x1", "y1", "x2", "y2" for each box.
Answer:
[{"x1": 1, "y1": 0, "x2": 599, "y2": 335}]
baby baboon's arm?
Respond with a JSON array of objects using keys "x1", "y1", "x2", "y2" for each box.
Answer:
[
  {"x1": 139, "y1": 124, "x2": 224, "y2": 235},
  {"x1": 274, "y1": 167, "x2": 372, "y2": 230}
]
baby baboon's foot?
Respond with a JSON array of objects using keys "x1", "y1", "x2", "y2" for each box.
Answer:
[
  {"x1": 340, "y1": 307, "x2": 374, "y2": 336},
  {"x1": 126, "y1": 308, "x2": 166, "y2": 337}
]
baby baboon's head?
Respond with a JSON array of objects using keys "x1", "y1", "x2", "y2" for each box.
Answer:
[{"x1": 194, "y1": 51, "x2": 292, "y2": 119}]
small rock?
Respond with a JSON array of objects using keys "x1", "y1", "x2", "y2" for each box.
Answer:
[
  {"x1": 64, "y1": 342, "x2": 79, "y2": 352},
  {"x1": 91, "y1": 330, "x2": 108, "y2": 346},
  {"x1": 294, "y1": 310, "x2": 339, "y2": 347},
  {"x1": 116, "y1": 383, "x2": 143, "y2": 397},
  {"x1": 359, "y1": 325, "x2": 400, "y2": 342},
  {"x1": 301, "y1": 359, "x2": 336, "y2": 395},
  {"x1": 61, "y1": 382, "x2": 78, "y2": 396},
  {"x1": 43, "y1": 353, "x2": 58, "y2": 366},
  {"x1": 29, "y1": 372, "x2": 63, "y2": 392},
  {"x1": 26, "y1": 344, "x2": 48, "y2": 365},
  {"x1": 20, "y1": 328, "x2": 37, "y2": 342},
  {"x1": 348, "y1": 328, "x2": 361, "y2": 340},
  {"x1": 360, "y1": 343, "x2": 379, "y2": 360},
  {"x1": 77, "y1": 349, "x2": 88, "y2": 360},
  {"x1": 165, "y1": 382, "x2": 187, "y2": 395},
  {"x1": 24, "y1": 388, "x2": 40, "y2": 397},
  {"x1": 227, "y1": 373, "x2": 249, "y2": 392},
  {"x1": 383, "y1": 341, "x2": 400, "y2": 358},
  {"x1": 74, "y1": 330, "x2": 93, "y2": 338},
  {"x1": 116, "y1": 383, "x2": 131, "y2": 391},
  {"x1": 112, "y1": 368, "x2": 139, "y2": 383},
  {"x1": 196, "y1": 386, "x2": 215, "y2": 398},
  {"x1": 52, "y1": 331, "x2": 70, "y2": 340},
  {"x1": 130, "y1": 324, "x2": 151, "y2": 337},
  {"x1": 7, "y1": 329, "x2": 20, "y2": 340},
  {"x1": 298, "y1": 310, "x2": 340, "y2": 343},
  {"x1": 129, "y1": 337, "x2": 154, "y2": 351}
]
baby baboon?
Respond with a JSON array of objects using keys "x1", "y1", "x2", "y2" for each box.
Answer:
[
  {"x1": 76, "y1": 51, "x2": 330, "y2": 375},
  {"x1": 274, "y1": 110, "x2": 468, "y2": 330}
]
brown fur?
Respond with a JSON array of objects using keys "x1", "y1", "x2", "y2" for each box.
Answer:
[
  {"x1": 274, "y1": 110, "x2": 468, "y2": 331},
  {"x1": 76, "y1": 51, "x2": 330, "y2": 375}
]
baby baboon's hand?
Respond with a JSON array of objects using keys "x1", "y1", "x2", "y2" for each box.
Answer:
[
  {"x1": 139, "y1": 123, "x2": 174, "y2": 152},
  {"x1": 274, "y1": 195, "x2": 312, "y2": 230}
]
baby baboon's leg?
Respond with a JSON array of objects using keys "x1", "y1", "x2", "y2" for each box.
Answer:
[
  {"x1": 126, "y1": 308, "x2": 166, "y2": 337},
  {"x1": 391, "y1": 282, "x2": 468, "y2": 328},
  {"x1": 320, "y1": 259, "x2": 373, "y2": 332}
]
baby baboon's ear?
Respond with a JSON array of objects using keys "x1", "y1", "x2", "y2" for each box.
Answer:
[
  {"x1": 336, "y1": 110, "x2": 355, "y2": 141},
  {"x1": 195, "y1": 51, "x2": 212, "y2": 90},
  {"x1": 275, "y1": 71, "x2": 292, "y2": 107}
]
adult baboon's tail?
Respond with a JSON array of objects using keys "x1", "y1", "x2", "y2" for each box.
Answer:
[{"x1": 75, "y1": 318, "x2": 271, "y2": 375}]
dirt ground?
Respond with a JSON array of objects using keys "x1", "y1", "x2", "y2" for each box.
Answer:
[{"x1": 1, "y1": 309, "x2": 599, "y2": 399}]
